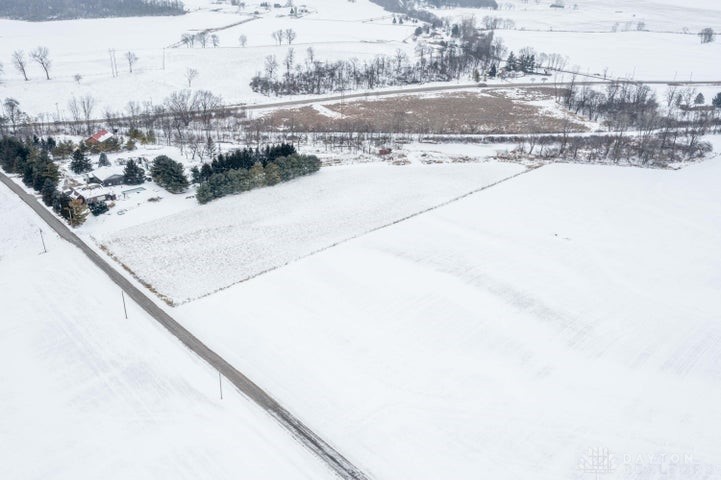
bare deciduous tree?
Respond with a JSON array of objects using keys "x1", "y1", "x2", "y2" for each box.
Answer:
[
  {"x1": 239, "y1": 34, "x2": 248, "y2": 47},
  {"x1": 193, "y1": 90, "x2": 223, "y2": 135},
  {"x1": 272, "y1": 30, "x2": 284, "y2": 45},
  {"x1": 126, "y1": 51, "x2": 138, "y2": 73},
  {"x1": 185, "y1": 67, "x2": 199, "y2": 87},
  {"x1": 3, "y1": 98, "x2": 21, "y2": 132},
  {"x1": 80, "y1": 94, "x2": 96, "y2": 134},
  {"x1": 211, "y1": 34, "x2": 220, "y2": 47},
  {"x1": 197, "y1": 32, "x2": 209, "y2": 48},
  {"x1": 181, "y1": 33, "x2": 195, "y2": 47},
  {"x1": 31, "y1": 47, "x2": 52, "y2": 80},
  {"x1": 12, "y1": 50, "x2": 29, "y2": 81},
  {"x1": 285, "y1": 28, "x2": 297, "y2": 44},
  {"x1": 264, "y1": 55, "x2": 278, "y2": 79}
]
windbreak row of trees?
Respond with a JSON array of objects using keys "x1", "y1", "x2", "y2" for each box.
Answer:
[
  {"x1": 0, "y1": 136, "x2": 88, "y2": 226},
  {"x1": 195, "y1": 152, "x2": 321, "y2": 204},
  {"x1": 251, "y1": 31, "x2": 501, "y2": 96},
  {"x1": 195, "y1": 143, "x2": 297, "y2": 178},
  {"x1": 0, "y1": 0, "x2": 184, "y2": 21}
]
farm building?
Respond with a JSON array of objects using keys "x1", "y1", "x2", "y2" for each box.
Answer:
[{"x1": 86, "y1": 129, "x2": 115, "y2": 145}]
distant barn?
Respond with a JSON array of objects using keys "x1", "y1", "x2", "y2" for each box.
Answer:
[{"x1": 86, "y1": 129, "x2": 114, "y2": 145}]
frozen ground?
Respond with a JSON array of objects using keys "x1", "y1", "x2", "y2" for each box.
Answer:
[
  {"x1": 0, "y1": 182, "x2": 335, "y2": 480},
  {"x1": 97, "y1": 161, "x2": 526, "y2": 304},
  {"x1": 499, "y1": 30, "x2": 721, "y2": 81},
  {"x1": 0, "y1": 0, "x2": 414, "y2": 116},
  {"x1": 437, "y1": 0, "x2": 721, "y2": 33},
  {"x1": 2, "y1": 0, "x2": 719, "y2": 119},
  {"x1": 171, "y1": 138, "x2": 721, "y2": 480}
]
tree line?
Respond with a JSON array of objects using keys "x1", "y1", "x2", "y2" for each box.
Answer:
[
  {"x1": 193, "y1": 144, "x2": 321, "y2": 204},
  {"x1": 251, "y1": 30, "x2": 502, "y2": 96},
  {"x1": 0, "y1": 0, "x2": 184, "y2": 21},
  {"x1": 0, "y1": 136, "x2": 88, "y2": 226}
]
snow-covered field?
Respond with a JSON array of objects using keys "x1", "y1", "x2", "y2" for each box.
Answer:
[
  {"x1": 0, "y1": 0, "x2": 415, "y2": 116},
  {"x1": 0, "y1": 182, "x2": 334, "y2": 480},
  {"x1": 169, "y1": 138, "x2": 721, "y2": 480},
  {"x1": 437, "y1": 0, "x2": 721, "y2": 33},
  {"x1": 2, "y1": 0, "x2": 719, "y2": 119},
  {"x1": 97, "y1": 161, "x2": 526, "y2": 304}
]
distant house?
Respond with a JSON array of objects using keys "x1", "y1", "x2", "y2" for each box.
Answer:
[
  {"x1": 87, "y1": 173, "x2": 124, "y2": 187},
  {"x1": 86, "y1": 129, "x2": 114, "y2": 145},
  {"x1": 71, "y1": 185, "x2": 114, "y2": 205}
]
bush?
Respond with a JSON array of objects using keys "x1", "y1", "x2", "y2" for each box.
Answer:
[{"x1": 89, "y1": 202, "x2": 109, "y2": 216}]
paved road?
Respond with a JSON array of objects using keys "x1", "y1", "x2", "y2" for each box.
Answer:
[
  {"x1": 0, "y1": 171, "x2": 369, "y2": 480},
  {"x1": 26, "y1": 79, "x2": 721, "y2": 128}
]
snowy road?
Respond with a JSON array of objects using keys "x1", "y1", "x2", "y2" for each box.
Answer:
[
  {"x1": 0, "y1": 171, "x2": 369, "y2": 480},
  {"x1": 25, "y1": 78, "x2": 721, "y2": 128}
]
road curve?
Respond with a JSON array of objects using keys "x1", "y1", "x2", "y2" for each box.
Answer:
[{"x1": 0, "y1": 171, "x2": 370, "y2": 480}]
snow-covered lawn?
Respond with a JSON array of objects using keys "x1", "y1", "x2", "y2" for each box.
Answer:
[
  {"x1": 0, "y1": 182, "x2": 334, "y2": 480},
  {"x1": 97, "y1": 161, "x2": 526, "y2": 304},
  {"x1": 171, "y1": 140, "x2": 721, "y2": 480}
]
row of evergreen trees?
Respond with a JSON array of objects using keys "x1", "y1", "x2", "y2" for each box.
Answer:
[
  {"x1": 0, "y1": 136, "x2": 88, "y2": 226},
  {"x1": 195, "y1": 153, "x2": 321, "y2": 205},
  {"x1": 195, "y1": 143, "x2": 297, "y2": 179}
]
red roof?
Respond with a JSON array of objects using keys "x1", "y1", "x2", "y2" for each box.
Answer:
[{"x1": 88, "y1": 129, "x2": 113, "y2": 143}]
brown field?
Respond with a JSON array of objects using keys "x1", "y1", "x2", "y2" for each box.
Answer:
[{"x1": 253, "y1": 88, "x2": 588, "y2": 135}]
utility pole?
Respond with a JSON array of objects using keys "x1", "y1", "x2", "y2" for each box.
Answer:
[
  {"x1": 121, "y1": 291, "x2": 128, "y2": 319},
  {"x1": 218, "y1": 371, "x2": 223, "y2": 399},
  {"x1": 39, "y1": 228, "x2": 47, "y2": 254},
  {"x1": 162, "y1": 47, "x2": 166, "y2": 71}
]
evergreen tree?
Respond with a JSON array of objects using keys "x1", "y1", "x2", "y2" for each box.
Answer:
[
  {"x1": 249, "y1": 161, "x2": 266, "y2": 188},
  {"x1": 489, "y1": 63, "x2": 497, "y2": 77},
  {"x1": 41, "y1": 178, "x2": 57, "y2": 206},
  {"x1": 98, "y1": 152, "x2": 110, "y2": 167},
  {"x1": 123, "y1": 159, "x2": 145, "y2": 185},
  {"x1": 52, "y1": 191, "x2": 71, "y2": 221},
  {"x1": 150, "y1": 155, "x2": 189, "y2": 193},
  {"x1": 506, "y1": 51, "x2": 517, "y2": 71},
  {"x1": 200, "y1": 163, "x2": 213, "y2": 182},
  {"x1": 694, "y1": 93, "x2": 705, "y2": 105},
  {"x1": 70, "y1": 149, "x2": 92, "y2": 174},
  {"x1": 265, "y1": 162, "x2": 281, "y2": 185},
  {"x1": 190, "y1": 166, "x2": 201, "y2": 184},
  {"x1": 713, "y1": 92, "x2": 721, "y2": 108}
]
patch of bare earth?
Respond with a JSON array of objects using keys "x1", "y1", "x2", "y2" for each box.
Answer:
[{"x1": 254, "y1": 89, "x2": 587, "y2": 134}]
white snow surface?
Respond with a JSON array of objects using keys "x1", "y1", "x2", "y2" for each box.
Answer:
[
  {"x1": 172, "y1": 145, "x2": 721, "y2": 480},
  {"x1": 0, "y1": 182, "x2": 334, "y2": 480},
  {"x1": 99, "y1": 162, "x2": 525, "y2": 304}
]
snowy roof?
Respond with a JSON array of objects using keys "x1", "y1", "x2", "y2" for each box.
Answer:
[
  {"x1": 92, "y1": 165, "x2": 125, "y2": 181},
  {"x1": 76, "y1": 185, "x2": 109, "y2": 199},
  {"x1": 88, "y1": 129, "x2": 114, "y2": 143}
]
